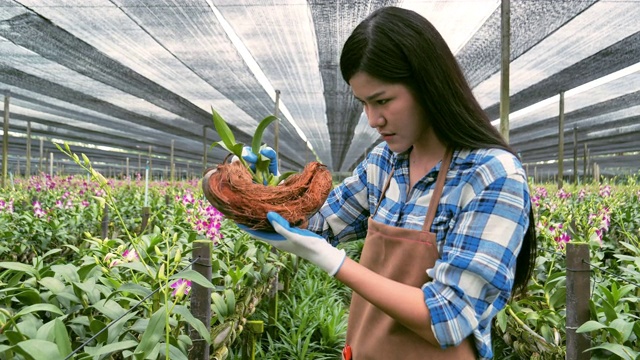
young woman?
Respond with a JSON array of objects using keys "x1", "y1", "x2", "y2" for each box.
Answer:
[{"x1": 237, "y1": 6, "x2": 537, "y2": 359}]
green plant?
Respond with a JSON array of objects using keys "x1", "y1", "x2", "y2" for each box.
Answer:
[{"x1": 210, "y1": 108, "x2": 294, "y2": 185}]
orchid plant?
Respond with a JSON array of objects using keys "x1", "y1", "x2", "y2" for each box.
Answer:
[{"x1": 211, "y1": 108, "x2": 296, "y2": 185}]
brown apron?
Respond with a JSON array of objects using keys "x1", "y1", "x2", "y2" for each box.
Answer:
[{"x1": 344, "y1": 148, "x2": 477, "y2": 359}]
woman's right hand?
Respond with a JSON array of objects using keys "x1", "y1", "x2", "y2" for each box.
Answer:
[{"x1": 241, "y1": 146, "x2": 279, "y2": 176}]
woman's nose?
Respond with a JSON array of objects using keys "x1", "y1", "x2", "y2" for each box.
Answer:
[{"x1": 366, "y1": 108, "x2": 384, "y2": 128}]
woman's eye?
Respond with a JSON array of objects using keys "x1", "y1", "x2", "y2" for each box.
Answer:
[{"x1": 377, "y1": 99, "x2": 389, "y2": 105}]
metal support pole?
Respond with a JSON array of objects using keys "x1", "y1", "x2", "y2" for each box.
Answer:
[
  {"x1": 126, "y1": 158, "x2": 130, "y2": 180},
  {"x1": 170, "y1": 139, "x2": 175, "y2": 183},
  {"x1": 148, "y1": 145, "x2": 152, "y2": 181},
  {"x1": 49, "y1": 152, "x2": 54, "y2": 177},
  {"x1": 558, "y1": 91, "x2": 565, "y2": 189},
  {"x1": 2, "y1": 92, "x2": 9, "y2": 188},
  {"x1": 26, "y1": 121, "x2": 31, "y2": 177},
  {"x1": 566, "y1": 242, "x2": 591, "y2": 360},
  {"x1": 499, "y1": 0, "x2": 511, "y2": 143}
]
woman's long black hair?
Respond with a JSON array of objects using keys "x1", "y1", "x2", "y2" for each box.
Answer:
[{"x1": 340, "y1": 6, "x2": 537, "y2": 298}]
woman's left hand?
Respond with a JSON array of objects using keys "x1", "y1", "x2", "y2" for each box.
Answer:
[{"x1": 240, "y1": 212, "x2": 346, "y2": 276}]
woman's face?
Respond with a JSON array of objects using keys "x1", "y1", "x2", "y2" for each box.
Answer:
[{"x1": 349, "y1": 71, "x2": 429, "y2": 154}]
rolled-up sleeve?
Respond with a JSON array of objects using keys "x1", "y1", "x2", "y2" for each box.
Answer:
[{"x1": 422, "y1": 158, "x2": 530, "y2": 351}]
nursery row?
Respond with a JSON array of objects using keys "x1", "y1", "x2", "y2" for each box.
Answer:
[{"x1": 1, "y1": 168, "x2": 640, "y2": 359}]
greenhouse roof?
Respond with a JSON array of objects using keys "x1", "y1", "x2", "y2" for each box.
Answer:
[{"x1": 1, "y1": 0, "x2": 639, "y2": 177}]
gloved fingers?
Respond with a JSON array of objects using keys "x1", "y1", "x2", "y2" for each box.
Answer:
[
  {"x1": 241, "y1": 146, "x2": 258, "y2": 162},
  {"x1": 240, "y1": 146, "x2": 257, "y2": 171},
  {"x1": 259, "y1": 147, "x2": 279, "y2": 175},
  {"x1": 259, "y1": 147, "x2": 277, "y2": 161},
  {"x1": 267, "y1": 212, "x2": 317, "y2": 238}
]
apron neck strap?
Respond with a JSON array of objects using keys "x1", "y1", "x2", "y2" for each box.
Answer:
[
  {"x1": 373, "y1": 148, "x2": 454, "y2": 225},
  {"x1": 373, "y1": 168, "x2": 395, "y2": 215},
  {"x1": 423, "y1": 147, "x2": 453, "y2": 231}
]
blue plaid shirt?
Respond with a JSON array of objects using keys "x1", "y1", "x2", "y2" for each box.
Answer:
[{"x1": 307, "y1": 143, "x2": 530, "y2": 359}]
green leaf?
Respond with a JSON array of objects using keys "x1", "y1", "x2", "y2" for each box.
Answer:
[
  {"x1": 91, "y1": 340, "x2": 138, "y2": 358},
  {"x1": 172, "y1": 305, "x2": 211, "y2": 343},
  {"x1": 35, "y1": 320, "x2": 56, "y2": 341},
  {"x1": 89, "y1": 319, "x2": 109, "y2": 344},
  {"x1": 610, "y1": 318, "x2": 635, "y2": 343},
  {"x1": 92, "y1": 299, "x2": 126, "y2": 321},
  {"x1": 576, "y1": 320, "x2": 608, "y2": 333},
  {"x1": 51, "y1": 264, "x2": 80, "y2": 283},
  {"x1": 53, "y1": 318, "x2": 72, "y2": 356},
  {"x1": 251, "y1": 115, "x2": 278, "y2": 154},
  {"x1": 211, "y1": 292, "x2": 228, "y2": 318},
  {"x1": 585, "y1": 343, "x2": 638, "y2": 360},
  {"x1": 211, "y1": 108, "x2": 237, "y2": 151},
  {"x1": 117, "y1": 282, "x2": 153, "y2": 297},
  {"x1": 16, "y1": 304, "x2": 64, "y2": 318},
  {"x1": 39, "y1": 277, "x2": 66, "y2": 294},
  {"x1": 271, "y1": 170, "x2": 297, "y2": 185},
  {"x1": 115, "y1": 261, "x2": 151, "y2": 276},
  {"x1": 133, "y1": 307, "x2": 166, "y2": 358},
  {"x1": 0, "y1": 262, "x2": 39, "y2": 279},
  {"x1": 15, "y1": 339, "x2": 64, "y2": 360},
  {"x1": 170, "y1": 270, "x2": 214, "y2": 289},
  {"x1": 496, "y1": 308, "x2": 507, "y2": 332},
  {"x1": 167, "y1": 344, "x2": 189, "y2": 360},
  {"x1": 224, "y1": 288, "x2": 236, "y2": 315}
]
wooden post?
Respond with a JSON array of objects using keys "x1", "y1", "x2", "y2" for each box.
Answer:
[
  {"x1": 558, "y1": 91, "x2": 565, "y2": 189},
  {"x1": 189, "y1": 241, "x2": 212, "y2": 360},
  {"x1": 566, "y1": 243, "x2": 591, "y2": 359},
  {"x1": 39, "y1": 138, "x2": 43, "y2": 174},
  {"x1": 499, "y1": 0, "x2": 511, "y2": 143},
  {"x1": 101, "y1": 203, "x2": 109, "y2": 240},
  {"x1": 573, "y1": 126, "x2": 578, "y2": 184},
  {"x1": 2, "y1": 92, "x2": 9, "y2": 188},
  {"x1": 26, "y1": 121, "x2": 31, "y2": 177},
  {"x1": 242, "y1": 321, "x2": 264, "y2": 360},
  {"x1": 583, "y1": 143, "x2": 588, "y2": 183}
]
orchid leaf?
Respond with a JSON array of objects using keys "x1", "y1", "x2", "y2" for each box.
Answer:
[
  {"x1": 251, "y1": 115, "x2": 278, "y2": 154},
  {"x1": 211, "y1": 108, "x2": 237, "y2": 151},
  {"x1": 268, "y1": 171, "x2": 297, "y2": 186}
]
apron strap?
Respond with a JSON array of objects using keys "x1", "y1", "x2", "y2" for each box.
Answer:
[
  {"x1": 373, "y1": 168, "x2": 395, "y2": 215},
  {"x1": 373, "y1": 148, "x2": 453, "y2": 224},
  {"x1": 423, "y1": 147, "x2": 453, "y2": 232}
]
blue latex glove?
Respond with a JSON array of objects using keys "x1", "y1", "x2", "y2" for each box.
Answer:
[
  {"x1": 241, "y1": 146, "x2": 279, "y2": 176},
  {"x1": 240, "y1": 212, "x2": 346, "y2": 276}
]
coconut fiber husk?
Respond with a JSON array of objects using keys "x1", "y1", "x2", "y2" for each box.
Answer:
[{"x1": 202, "y1": 160, "x2": 332, "y2": 231}]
